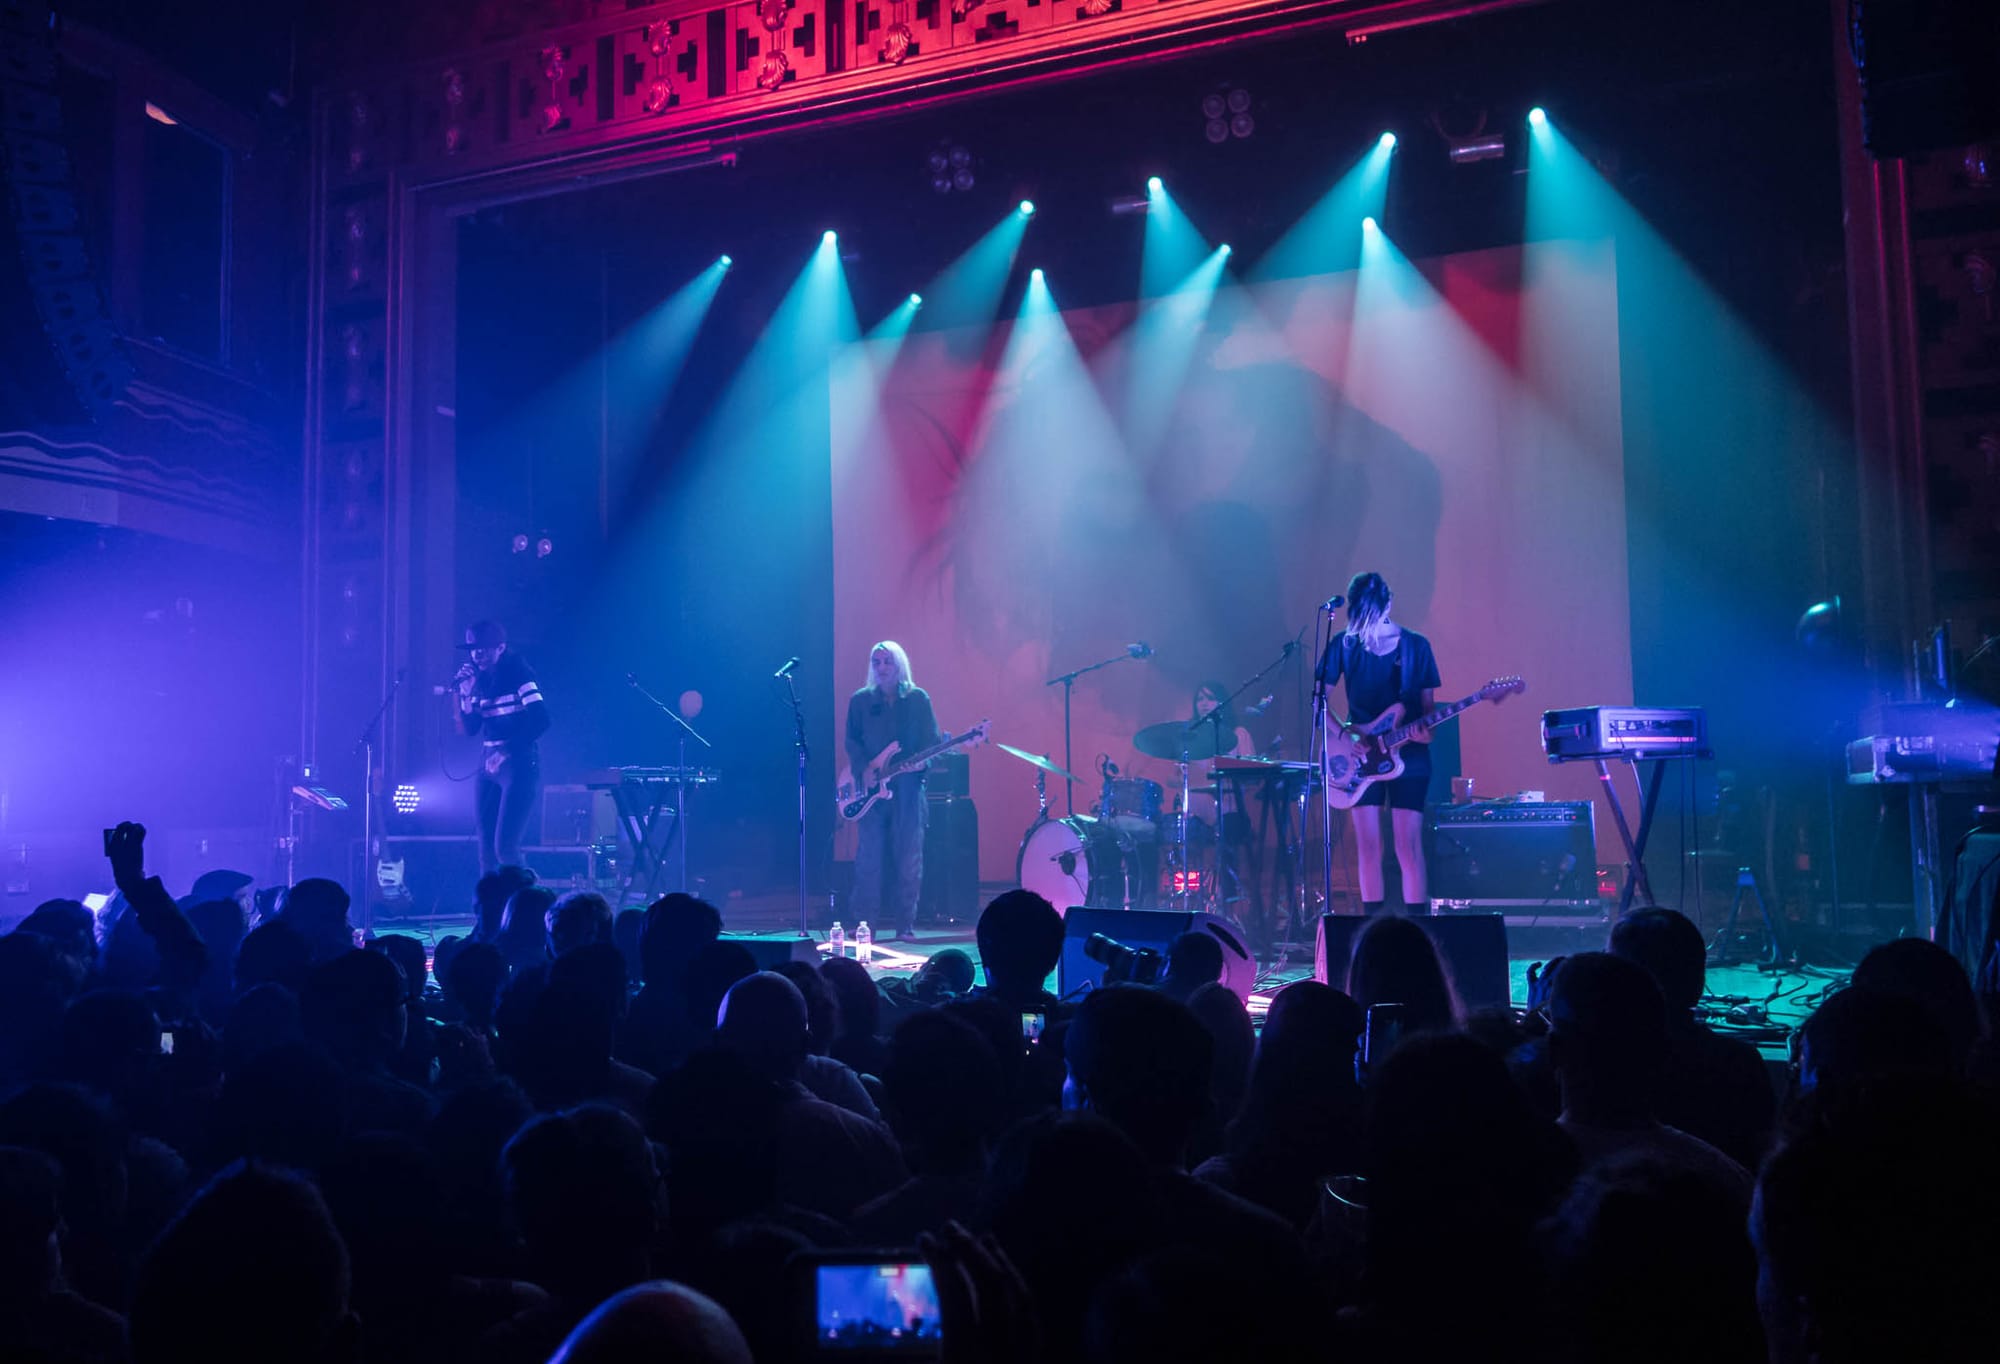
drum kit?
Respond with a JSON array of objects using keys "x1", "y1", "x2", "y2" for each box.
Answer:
[{"x1": 1003, "y1": 717, "x2": 1310, "y2": 926}]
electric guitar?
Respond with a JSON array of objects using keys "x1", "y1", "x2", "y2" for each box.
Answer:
[
  {"x1": 1322, "y1": 677, "x2": 1526, "y2": 810},
  {"x1": 838, "y1": 719, "x2": 992, "y2": 822}
]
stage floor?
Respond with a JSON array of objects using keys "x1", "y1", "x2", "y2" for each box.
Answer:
[{"x1": 373, "y1": 891, "x2": 1834, "y2": 1059}]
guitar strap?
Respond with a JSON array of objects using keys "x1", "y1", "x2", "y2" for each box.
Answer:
[{"x1": 1399, "y1": 631, "x2": 1417, "y2": 717}]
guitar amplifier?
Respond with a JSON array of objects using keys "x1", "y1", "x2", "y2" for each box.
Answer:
[
  {"x1": 1427, "y1": 801, "x2": 1599, "y2": 910},
  {"x1": 925, "y1": 751, "x2": 971, "y2": 798},
  {"x1": 920, "y1": 796, "x2": 979, "y2": 924}
]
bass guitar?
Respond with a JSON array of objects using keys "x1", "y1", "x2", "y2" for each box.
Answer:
[
  {"x1": 839, "y1": 719, "x2": 992, "y2": 822},
  {"x1": 1322, "y1": 677, "x2": 1526, "y2": 810}
]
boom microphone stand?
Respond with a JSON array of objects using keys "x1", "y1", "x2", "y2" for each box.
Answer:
[
  {"x1": 1047, "y1": 643, "x2": 1152, "y2": 816},
  {"x1": 353, "y1": 669, "x2": 406, "y2": 935}
]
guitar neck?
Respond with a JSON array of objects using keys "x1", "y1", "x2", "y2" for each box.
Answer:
[
  {"x1": 1385, "y1": 692, "x2": 1486, "y2": 749},
  {"x1": 884, "y1": 728, "x2": 976, "y2": 779}
]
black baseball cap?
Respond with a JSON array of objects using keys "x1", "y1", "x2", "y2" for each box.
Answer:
[{"x1": 456, "y1": 620, "x2": 506, "y2": 650}]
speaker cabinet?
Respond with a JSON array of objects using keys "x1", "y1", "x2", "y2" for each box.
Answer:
[
  {"x1": 920, "y1": 796, "x2": 979, "y2": 925},
  {"x1": 1427, "y1": 802, "x2": 1598, "y2": 911},
  {"x1": 1316, "y1": 912, "x2": 1510, "y2": 1012}
]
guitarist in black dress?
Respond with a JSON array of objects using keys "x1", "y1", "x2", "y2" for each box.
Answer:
[
  {"x1": 1317, "y1": 573, "x2": 1439, "y2": 913},
  {"x1": 845, "y1": 641, "x2": 943, "y2": 941}
]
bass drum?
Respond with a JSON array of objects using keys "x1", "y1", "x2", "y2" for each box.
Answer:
[{"x1": 1017, "y1": 816, "x2": 1134, "y2": 913}]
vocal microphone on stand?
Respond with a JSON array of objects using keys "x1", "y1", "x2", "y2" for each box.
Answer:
[
  {"x1": 773, "y1": 656, "x2": 801, "y2": 680},
  {"x1": 1127, "y1": 642, "x2": 1154, "y2": 659},
  {"x1": 1320, "y1": 594, "x2": 1346, "y2": 612}
]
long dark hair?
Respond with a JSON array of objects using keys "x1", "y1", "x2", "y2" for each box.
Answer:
[
  {"x1": 1345, "y1": 914, "x2": 1459, "y2": 1036},
  {"x1": 1190, "y1": 680, "x2": 1238, "y2": 737}
]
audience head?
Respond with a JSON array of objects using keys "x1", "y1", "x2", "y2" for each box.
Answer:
[
  {"x1": 548, "y1": 891, "x2": 615, "y2": 958},
  {"x1": 1796, "y1": 985, "x2": 1952, "y2": 1095},
  {"x1": 129, "y1": 1162, "x2": 358, "y2": 1364},
  {"x1": 1159, "y1": 931, "x2": 1225, "y2": 1002},
  {"x1": 774, "y1": 960, "x2": 840, "y2": 1055},
  {"x1": 1610, "y1": 906, "x2": 1707, "y2": 1013},
  {"x1": 16, "y1": 899, "x2": 95, "y2": 985},
  {"x1": 910, "y1": 946, "x2": 976, "y2": 1001},
  {"x1": 281, "y1": 878, "x2": 357, "y2": 963},
  {"x1": 715, "y1": 972, "x2": 810, "y2": 1083},
  {"x1": 1085, "y1": 1247, "x2": 1303, "y2": 1364},
  {"x1": 881, "y1": 1008, "x2": 1002, "y2": 1170},
  {"x1": 318, "y1": 1131, "x2": 443, "y2": 1298},
  {"x1": 1544, "y1": 951, "x2": 1667, "y2": 1115},
  {"x1": 475, "y1": 866, "x2": 538, "y2": 938},
  {"x1": 821, "y1": 955, "x2": 883, "y2": 1041},
  {"x1": 1228, "y1": 980, "x2": 1365, "y2": 1173},
  {"x1": 1545, "y1": 1151, "x2": 1765, "y2": 1364},
  {"x1": 639, "y1": 893, "x2": 723, "y2": 989},
  {"x1": 236, "y1": 917, "x2": 312, "y2": 995},
  {"x1": 503, "y1": 1104, "x2": 663, "y2": 1297},
  {"x1": 56, "y1": 989, "x2": 162, "y2": 1099},
  {"x1": 302, "y1": 950, "x2": 410, "y2": 1071},
  {"x1": 498, "y1": 885, "x2": 559, "y2": 971},
  {"x1": 1345, "y1": 914, "x2": 1458, "y2": 1035},
  {"x1": 222, "y1": 982, "x2": 303, "y2": 1074},
  {"x1": 210, "y1": 1042, "x2": 346, "y2": 1171},
  {"x1": 1754, "y1": 1076, "x2": 2000, "y2": 1364},
  {"x1": 1850, "y1": 937, "x2": 1982, "y2": 1075},
  {"x1": 368, "y1": 934, "x2": 429, "y2": 1005},
  {"x1": 1064, "y1": 984, "x2": 1213, "y2": 1166},
  {"x1": 975, "y1": 890, "x2": 1065, "y2": 1002},
  {"x1": 444, "y1": 940, "x2": 507, "y2": 1033},
  {"x1": 549, "y1": 1281, "x2": 753, "y2": 1364},
  {"x1": 0, "y1": 933, "x2": 71, "y2": 1086},
  {"x1": 1184, "y1": 980, "x2": 1254, "y2": 1125}
]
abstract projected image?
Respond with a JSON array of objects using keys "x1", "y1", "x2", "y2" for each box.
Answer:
[{"x1": 833, "y1": 239, "x2": 1631, "y2": 880}]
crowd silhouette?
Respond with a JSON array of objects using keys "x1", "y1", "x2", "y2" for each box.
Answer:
[{"x1": 1, "y1": 819, "x2": 1996, "y2": 1362}]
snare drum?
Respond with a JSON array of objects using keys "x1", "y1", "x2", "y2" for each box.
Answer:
[
  {"x1": 1100, "y1": 778, "x2": 1163, "y2": 837},
  {"x1": 1017, "y1": 816, "x2": 1135, "y2": 912}
]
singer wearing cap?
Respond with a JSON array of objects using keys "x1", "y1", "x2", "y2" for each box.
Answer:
[
  {"x1": 843, "y1": 641, "x2": 942, "y2": 941},
  {"x1": 1316, "y1": 572, "x2": 1439, "y2": 913},
  {"x1": 452, "y1": 620, "x2": 550, "y2": 874}
]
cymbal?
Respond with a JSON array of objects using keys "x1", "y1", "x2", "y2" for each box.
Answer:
[
  {"x1": 1133, "y1": 720, "x2": 1229, "y2": 762},
  {"x1": 996, "y1": 742, "x2": 1081, "y2": 784}
]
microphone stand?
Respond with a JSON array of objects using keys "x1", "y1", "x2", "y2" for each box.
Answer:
[
  {"x1": 780, "y1": 670, "x2": 810, "y2": 937},
  {"x1": 1046, "y1": 648, "x2": 1147, "y2": 817},
  {"x1": 1311, "y1": 610, "x2": 1338, "y2": 920},
  {"x1": 353, "y1": 669, "x2": 406, "y2": 934},
  {"x1": 628, "y1": 677, "x2": 711, "y2": 895}
]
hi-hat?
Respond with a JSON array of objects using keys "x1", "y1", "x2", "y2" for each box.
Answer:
[
  {"x1": 996, "y1": 742, "x2": 1081, "y2": 784},
  {"x1": 1133, "y1": 720, "x2": 1230, "y2": 762}
]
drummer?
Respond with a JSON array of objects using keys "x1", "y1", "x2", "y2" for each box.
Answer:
[{"x1": 1182, "y1": 680, "x2": 1257, "y2": 831}]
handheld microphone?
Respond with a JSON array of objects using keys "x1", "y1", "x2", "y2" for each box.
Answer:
[
  {"x1": 773, "y1": 656, "x2": 801, "y2": 679},
  {"x1": 1127, "y1": 642, "x2": 1154, "y2": 659},
  {"x1": 1321, "y1": 594, "x2": 1346, "y2": 612},
  {"x1": 432, "y1": 662, "x2": 476, "y2": 696}
]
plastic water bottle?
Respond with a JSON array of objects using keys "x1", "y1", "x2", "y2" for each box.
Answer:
[
  {"x1": 829, "y1": 920, "x2": 845, "y2": 961},
  {"x1": 854, "y1": 920, "x2": 873, "y2": 968}
]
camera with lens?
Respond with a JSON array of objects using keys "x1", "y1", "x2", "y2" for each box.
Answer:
[{"x1": 1083, "y1": 932, "x2": 1163, "y2": 985}]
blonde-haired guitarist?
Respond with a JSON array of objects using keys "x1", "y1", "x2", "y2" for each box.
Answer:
[{"x1": 844, "y1": 641, "x2": 943, "y2": 941}]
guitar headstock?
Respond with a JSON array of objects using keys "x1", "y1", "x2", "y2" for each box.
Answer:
[
  {"x1": 965, "y1": 718, "x2": 993, "y2": 747},
  {"x1": 1481, "y1": 676, "x2": 1527, "y2": 704}
]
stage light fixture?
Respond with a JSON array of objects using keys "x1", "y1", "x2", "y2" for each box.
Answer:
[
  {"x1": 1019, "y1": 199, "x2": 1035, "y2": 216},
  {"x1": 1379, "y1": 131, "x2": 1397, "y2": 150},
  {"x1": 393, "y1": 784, "x2": 421, "y2": 815},
  {"x1": 1031, "y1": 267, "x2": 1044, "y2": 281},
  {"x1": 536, "y1": 536, "x2": 554, "y2": 558},
  {"x1": 1362, "y1": 216, "x2": 1377, "y2": 229},
  {"x1": 909, "y1": 293, "x2": 923, "y2": 307},
  {"x1": 823, "y1": 230, "x2": 837, "y2": 243},
  {"x1": 1148, "y1": 175, "x2": 1164, "y2": 193},
  {"x1": 1528, "y1": 107, "x2": 1547, "y2": 127},
  {"x1": 1220, "y1": 243, "x2": 1232, "y2": 255},
  {"x1": 510, "y1": 533, "x2": 530, "y2": 554},
  {"x1": 719, "y1": 254, "x2": 732, "y2": 267}
]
